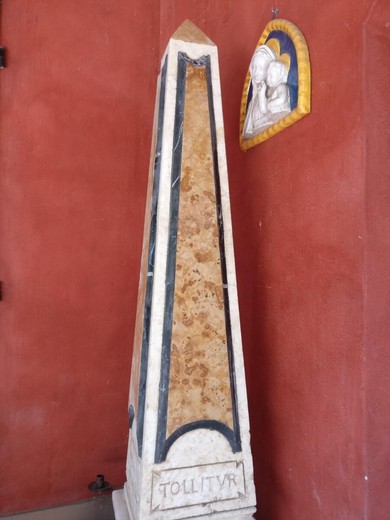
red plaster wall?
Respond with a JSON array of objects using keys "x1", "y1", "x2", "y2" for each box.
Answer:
[
  {"x1": 0, "y1": 0, "x2": 158, "y2": 513},
  {"x1": 364, "y1": 1, "x2": 390, "y2": 518},
  {"x1": 1, "y1": 0, "x2": 389, "y2": 518}
]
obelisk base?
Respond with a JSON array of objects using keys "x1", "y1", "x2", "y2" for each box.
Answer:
[
  {"x1": 113, "y1": 489, "x2": 255, "y2": 520},
  {"x1": 112, "y1": 490, "x2": 132, "y2": 520}
]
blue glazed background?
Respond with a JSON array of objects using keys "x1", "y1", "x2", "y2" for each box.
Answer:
[{"x1": 266, "y1": 30, "x2": 298, "y2": 110}]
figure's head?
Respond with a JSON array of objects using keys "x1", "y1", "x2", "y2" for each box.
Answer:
[
  {"x1": 266, "y1": 60, "x2": 289, "y2": 87},
  {"x1": 250, "y1": 45, "x2": 276, "y2": 84}
]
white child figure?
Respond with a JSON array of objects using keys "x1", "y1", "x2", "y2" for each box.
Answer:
[{"x1": 259, "y1": 59, "x2": 290, "y2": 116}]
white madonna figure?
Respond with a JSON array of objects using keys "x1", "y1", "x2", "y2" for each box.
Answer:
[
  {"x1": 243, "y1": 45, "x2": 276, "y2": 137},
  {"x1": 243, "y1": 51, "x2": 291, "y2": 137}
]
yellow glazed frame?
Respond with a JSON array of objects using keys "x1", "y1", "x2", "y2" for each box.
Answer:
[{"x1": 239, "y1": 19, "x2": 311, "y2": 151}]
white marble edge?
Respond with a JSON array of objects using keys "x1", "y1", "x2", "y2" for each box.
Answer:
[{"x1": 209, "y1": 48, "x2": 256, "y2": 500}]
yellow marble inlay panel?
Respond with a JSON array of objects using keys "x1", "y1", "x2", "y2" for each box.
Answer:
[{"x1": 167, "y1": 63, "x2": 233, "y2": 437}]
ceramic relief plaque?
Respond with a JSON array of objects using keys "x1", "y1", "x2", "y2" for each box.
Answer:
[{"x1": 240, "y1": 19, "x2": 311, "y2": 150}]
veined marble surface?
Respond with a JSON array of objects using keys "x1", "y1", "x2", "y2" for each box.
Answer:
[{"x1": 167, "y1": 62, "x2": 233, "y2": 436}]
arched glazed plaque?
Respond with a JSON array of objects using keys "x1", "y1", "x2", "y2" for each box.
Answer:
[{"x1": 240, "y1": 19, "x2": 311, "y2": 150}]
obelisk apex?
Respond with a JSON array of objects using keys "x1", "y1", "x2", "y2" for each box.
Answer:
[
  {"x1": 171, "y1": 20, "x2": 215, "y2": 45},
  {"x1": 113, "y1": 21, "x2": 256, "y2": 520}
]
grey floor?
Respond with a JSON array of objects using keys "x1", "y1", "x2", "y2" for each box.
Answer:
[{"x1": 1, "y1": 495, "x2": 115, "y2": 520}]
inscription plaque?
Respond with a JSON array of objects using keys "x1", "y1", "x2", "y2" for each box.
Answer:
[{"x1": 151, "y1": 461, "x2": 246, "y2": 511}]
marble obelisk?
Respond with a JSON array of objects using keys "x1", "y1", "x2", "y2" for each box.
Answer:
[{"x1": 113, "y1": 21, "x2": 256, "y2": 520}]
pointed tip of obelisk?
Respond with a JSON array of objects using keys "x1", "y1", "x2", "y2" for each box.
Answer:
[{"x1": 171, "y1": 20, "x2": 215, "y2": 46}]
